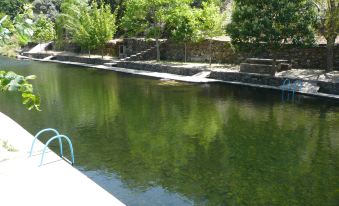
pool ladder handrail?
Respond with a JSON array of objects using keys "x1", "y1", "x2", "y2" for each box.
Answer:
[
  {"x1": 29, "y1": 128, "x2": 63, "y2": 157},
  {"x1": 282, "y1": 79, "x2": 303, "y2": 95},
  {"x1": 30, "y1": 128, "x2": 75, "y2": 166}
]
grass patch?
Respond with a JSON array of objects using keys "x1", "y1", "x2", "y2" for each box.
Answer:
[{"x1": 0, "y1": 139, "x2": 18, "y2": 152}]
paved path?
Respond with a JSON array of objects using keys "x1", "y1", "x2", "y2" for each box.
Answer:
[
  {"x1": 0, "y1": 112, "x2": 125, "y2": 206},
  {"x1": 276, "y1": 69, "x2": 339, "y2": 83},
  {"x1": 31, "y1": 58, "x2": 219, "y2": 83}
]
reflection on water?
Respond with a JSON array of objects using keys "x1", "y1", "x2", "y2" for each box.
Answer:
[{"x1": 0, "y1": 56, "x2": 338, "y2": 206}]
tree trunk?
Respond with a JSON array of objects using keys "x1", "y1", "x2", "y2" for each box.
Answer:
[
  {"x1": 88, "y1": 50, "x2": 91, "y2": 58},
  {"x1": 272, "y1": 50, "x2": 277, "y2": 72},
  {"x1": 101, "y1": 48, "x2": 104, "y2": 59},
  {"x1": 326, "y1": 35, "x2": 335, "y2": 71},
  {"x1": 184, "y1": 42, "x2": 187, "y2": 63},
  {"x1": 209, "y1": 39, "x2": 212, "y2": 68},
  {"x1": 156, "y1": 38, "x2": 160, "y2": 61}
]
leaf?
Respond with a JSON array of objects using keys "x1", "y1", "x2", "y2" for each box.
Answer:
[{"x1": 0, "y1": 70, "x2": 40, "y2": 111}]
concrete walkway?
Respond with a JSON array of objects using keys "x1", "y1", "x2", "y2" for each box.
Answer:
[
  {"x1": 30, "y1": 57, "x2": 219, "y2": 83},
  {"x1": 0, "y1": 112, "x2": 125, "y2": 206}
]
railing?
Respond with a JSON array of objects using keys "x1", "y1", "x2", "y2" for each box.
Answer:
[
  {"x1": 30, "y1": 128, "x2": 74, "y2": 166},
  {"x1": 281, "y1": 79, "x2": 303, "y2": 101},
  {"x1": 30, "y1": 128, "x2": 62, "y2": 157}
]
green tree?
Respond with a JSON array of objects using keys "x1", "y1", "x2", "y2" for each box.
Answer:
[
  {"x1": 198, "y1": 1, "x2": 225, "y2": 67},
  {"x1": 0, "y1": 15, "x2": 11, "y2": 46},
  {"x1": 55, "y1": 0, "x2": 88, "y2": 49},
  {"x1": 121, "y1": 0, "x2": 192, "y2": 61},
  {"x1": 12, "y1": 4, "x2": 35, "y2": 46},
  {"x1": 0, "y1": 0, "x2": 27, "y2": 19},
  {"x1": 227, "y1": 0, "x2": 317, "y2": 68},
  {"x1": 32, "y1": 0, "x2": 62, "y2": 21},
  {"x1": 90, "y1": 1, "x2": 117, "y2": 58},
  {"x1": 314, "y1": 0, "x2": 339, "y2": 71},
  {"x1": 167, "y1": 4, "x2": 200, "y2": 62},
  {"x1": 33, "y1": 14, "x2": 56, "y2": 47},
  {"x1": 0, "y1": 5, "x2": 35, "y2": 56},
  {"x1": 56, "y1": 0, "x2": 116, "y2": 57},
  {"x1": 0, "y1": 71, "x2": 40, "y2": 111}
]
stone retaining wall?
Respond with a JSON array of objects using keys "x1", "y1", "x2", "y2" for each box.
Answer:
[
  {"x1": 24, "y1": 53, "x2": 112, "y2": 65},
  {"x1": 162, "y1": 40, "x2": 339, "y2": 70},
  {"x1": 53, "y1": 55, "x2": 111, "y2": 65},
  {"x1": 23, "y1": 52, "x2": 51, "y2": 59},
  {"x1": 54, "y1": 42, "x2": 119, "y2": 57},
  {"x1": 239, "y1": 63, "x2": 276, "y2": 75},
  {"x1": 160, "y1": 40, "x2": 239, "y2": 64},
  {"x1": 209, "y1": 71, "x2": 285, "y2": 87},
  {"x1": 52, "y1": 38, "x2": 339, "y2": 70},
  {"x1": 117, "y1": 61, "x2": 202, "y2": 76},
  {"x1": 123, "y1": 38, "x2": 157, "y2": 57},
  {"x1": 317, "y1": 82, "x2": 339, "y2": 95},
  {"x1": 210, "y1": 71, "x2": 339, "y2": 95}
]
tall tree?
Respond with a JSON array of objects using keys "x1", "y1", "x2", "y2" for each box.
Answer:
[
  {"x1": 0, "y1": 0, "x2": 27, "y2": 19},
  {"x1": 56, "y1": 0, "x2": 116, "y2": 56},
  {"x1": 227, "y1": 0, "x2": 317, "y2": 68},
  {"x1": 32, "y1": 0, "x2": 62, "y2": 21},
  {"x1": 12, "y1": 4, "x2": 35, "y2": 46},
  {"x1": 55, "y1": 0, "x2": 88, "y2": 48},
  {"x1": 91, "y1": 1, "x2": 117, "y2": 58},
  {"x1": 198, "y1": 1, "x2": 225, "y2": 67},
  {"x1": 121, "y1": 0, "x2": 192, "y2": 61},
  {"x1": 101, "y1": 0, "x2": 126, "y2": 35},
  {"x1": 33, "y1": 14, "x2": 56, "y2": 47},
  {"x1": 167, "y1": 4, "x2": 200, "y2": 62},
  {"x1": 314, "y1": 0, "x2": 339, "y2": 71}
]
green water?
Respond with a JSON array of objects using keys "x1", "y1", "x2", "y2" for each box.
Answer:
[{"x1": 0, "y1": 56, "x2": 338, "y2": 206}]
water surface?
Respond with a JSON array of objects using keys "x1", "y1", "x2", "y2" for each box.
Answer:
[{"x1": 0, "y1": 56, "x2": 338, "y2": 206}]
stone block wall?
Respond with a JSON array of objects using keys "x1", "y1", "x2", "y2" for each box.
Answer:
[
  {"x1": 160, "y1": 40, "x2": 338, "y2": 70},
  {"x1": 160, "y1": 40, "x2": 240, "y2": 64},
  {"x1": 23, "y1": 52, "x2": 52, "y2": 59},
  {"x1": 209, "y1": 71, "x2": 285, "y2": 87},
  {"x1": 53, "y1": 55, "x2": 111, "y2": 65},
  {"x1": 54, "y1": 42, "x2": 119, "y2": 57},
  {"x1": 123, "y1": 38, "x2": 157, "y2": 57},
  {"x1": 317, "y1": 82, "x2": 339, "y2": 95},
  {"x1": 117, "y1": 61, "x2": 202, "y2": 76},
  {"x1": 52, "y1": 38, "x2": 339, "y2": 70},
  {"x1": 239, "y1": 63, "x2": 276, "y2": 75}
]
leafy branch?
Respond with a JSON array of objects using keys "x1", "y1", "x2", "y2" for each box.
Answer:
[{"x1": 0, "y1": 70, "x2": 40, "y2": 111}]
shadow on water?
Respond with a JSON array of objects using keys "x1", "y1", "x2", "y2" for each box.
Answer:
[{"x1": 0, "y1": 56, "x2": 338, "y2": 206}]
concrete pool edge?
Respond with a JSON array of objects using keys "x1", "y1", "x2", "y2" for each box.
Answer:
[
  {"x1": 0, "y1": 112, "x2": 126, "y2": 206},
  {"x1": 26, "y1": 57, "x2": 339, "y2": 100}
]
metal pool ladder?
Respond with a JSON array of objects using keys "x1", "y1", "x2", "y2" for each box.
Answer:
[
  {"x1": 281, "y1": 79, "x2": 303, "y2": 102},
  {"x1": 281, "y1": 79, "x2": 303, "y2": 94},
  {"x1": 29, "y1": 128, "x2": 75, "y2": 166}
]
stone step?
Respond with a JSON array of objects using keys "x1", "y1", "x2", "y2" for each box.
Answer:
[
  {"x1": 240, "y1": 63, "x2": 276, "y2": 75},
  {"x1": 104, "y1": 62, "x2": 117, "y2": 67},
  {"x1": 246, "y1": 58, "x2": 289, "y2": 65},
  {"x1": 192, "y1": 71, "x2": 212, "y2": 78},
  {"x1": 42, "y1": 55, "x2": 55, "y2": 60}
]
